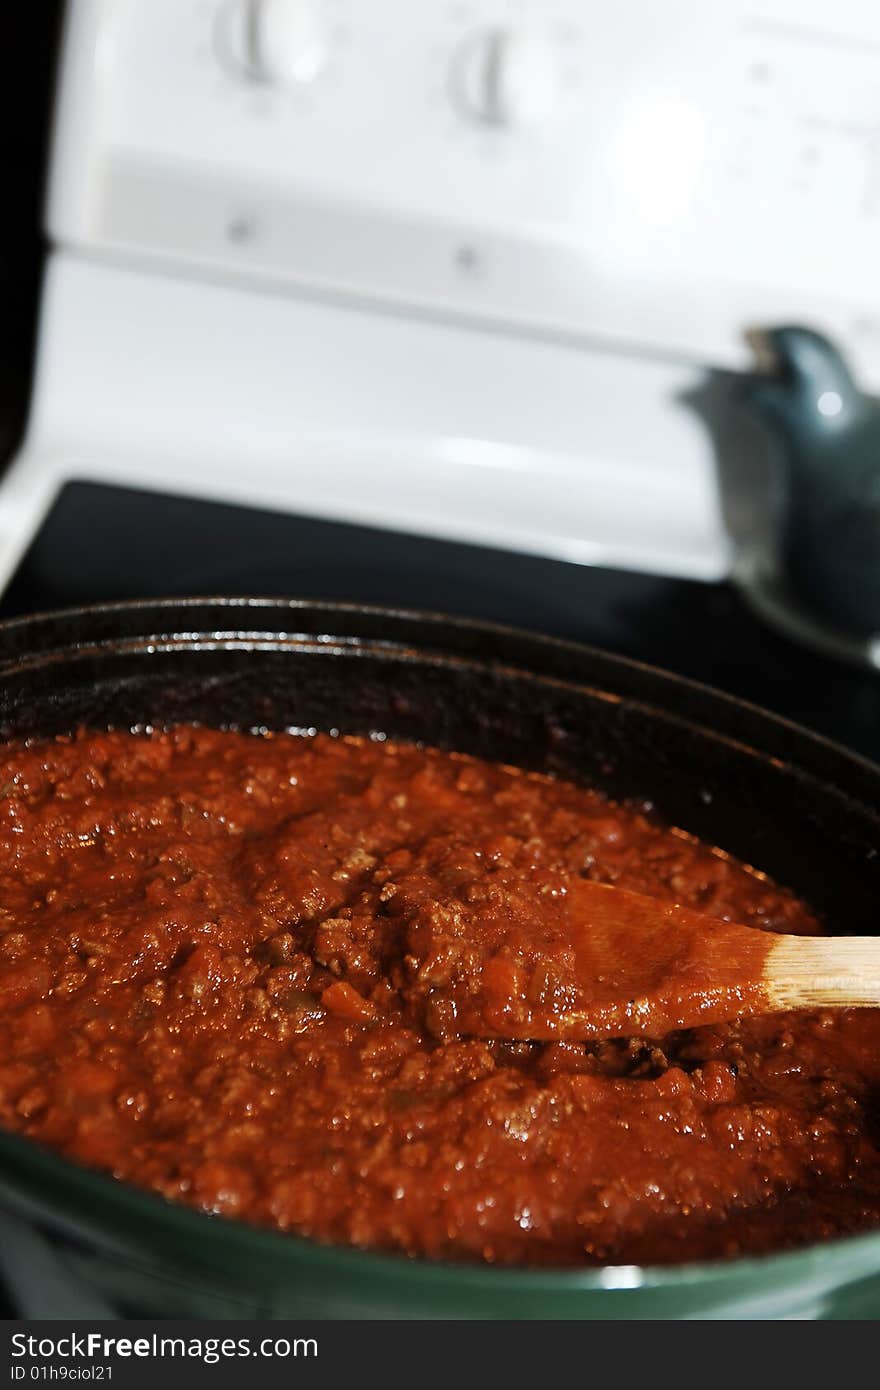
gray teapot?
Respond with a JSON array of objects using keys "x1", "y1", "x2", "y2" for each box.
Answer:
[{"x1": 740, "y1": 326, "x2": 880, "y2": 641}]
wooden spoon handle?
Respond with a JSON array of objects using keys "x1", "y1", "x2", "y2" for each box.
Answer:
[{"x1": 765, "y1": 935, "x2": 880, "y2": 1011}]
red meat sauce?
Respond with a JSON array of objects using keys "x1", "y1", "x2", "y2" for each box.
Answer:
[{"x1": 0, "y1": 725, "x2": 878, "y2": 1267}]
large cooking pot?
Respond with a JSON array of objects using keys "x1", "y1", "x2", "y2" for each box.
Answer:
[{"x1": 1, "y1": 596, "x2": 879, "y2": 1320}]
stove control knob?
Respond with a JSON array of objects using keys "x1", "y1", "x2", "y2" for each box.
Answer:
[
  {"x1": 450, "y1": 28, "x2": 558, "y2": 127},
  {"x1": 217, "y1": 0, "x2": 327, "y2": 85}
]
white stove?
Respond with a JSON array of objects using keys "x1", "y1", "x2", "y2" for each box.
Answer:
[{"x1": 3, "y1": 0, "x2": 880, "y2": 596}]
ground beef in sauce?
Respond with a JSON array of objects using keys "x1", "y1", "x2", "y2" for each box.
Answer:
[{"x1": 0, "y1": 726, "x2": 878, "y2": 1267}]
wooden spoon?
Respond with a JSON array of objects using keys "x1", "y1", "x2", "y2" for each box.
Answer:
[{"x1": 406, "y1": 877, "x2": 880, "y2": 1041}]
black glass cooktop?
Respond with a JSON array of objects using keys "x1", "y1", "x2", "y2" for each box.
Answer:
[{"x1": 2, "y1": 477, "x2": 879, "y2": 764}]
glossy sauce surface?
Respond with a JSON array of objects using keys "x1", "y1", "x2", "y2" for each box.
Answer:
[{"x1": 0, "y1": 727, "x2": 878, "y2": 1266}]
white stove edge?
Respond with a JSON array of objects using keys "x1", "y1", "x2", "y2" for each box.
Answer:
[{"x1": 0, "y1": 253, "x2": 734, "y2": 597}]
